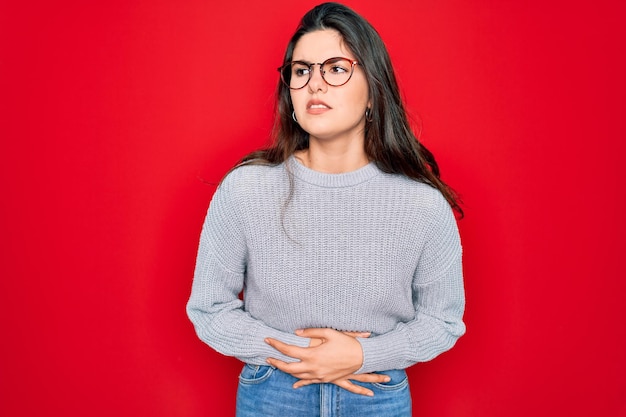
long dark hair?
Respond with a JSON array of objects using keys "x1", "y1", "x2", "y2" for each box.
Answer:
[{"x1": 236, "y1": 2, "x2": 463, "y2": 217}]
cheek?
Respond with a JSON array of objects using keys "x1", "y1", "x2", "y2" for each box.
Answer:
[
  {"x1": 290, "y1": 91, "x2": 306, "y2": 109},
  {"x1": 343, "y1": 87, "x2": 369, "y2": 112},
  {"x1": 360, "y1": 87, "x2": 371, "y2": 107},
  {"x1": 347, "y1": 80, "x2": 370, "y2": 107}
]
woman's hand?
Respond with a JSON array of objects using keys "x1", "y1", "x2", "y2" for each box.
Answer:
[
  {"x1": 265, "y1": 328, "x2": 389, "y2": 396},
  {"x1": 292, "y1": 371, "x2": 390, "y2": 397}
]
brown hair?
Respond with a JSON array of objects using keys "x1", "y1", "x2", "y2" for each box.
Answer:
[{"x1": 235, "y1": 2, "x2": 463, "y2": 217}]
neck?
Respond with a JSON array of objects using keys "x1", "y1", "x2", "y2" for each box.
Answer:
[{"x1": 295, "y1": 138, "x2": 369, "y2": 174}]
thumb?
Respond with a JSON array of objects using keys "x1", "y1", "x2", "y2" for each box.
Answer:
[
  {"x1": 295, "y1": 327, "x2": 336, "y2": 339},
  {"x1": 343, "y1": 331, "x2": 371, "y2": 339}
]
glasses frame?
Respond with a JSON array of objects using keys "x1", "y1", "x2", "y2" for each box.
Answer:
[{"x1": 277, "y1": 57, "x2": 359, "y2": 90}]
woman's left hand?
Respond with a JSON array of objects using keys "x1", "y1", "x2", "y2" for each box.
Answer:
[
  {"x1": 265, "y1": 328, "x2": 367, "y2": 386},
  {"x1": 293, "y1": 371, "x2": 389, "y2": 397}
]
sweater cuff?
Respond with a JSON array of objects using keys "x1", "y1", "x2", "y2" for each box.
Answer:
[
  {"x1": 356, "y1": 330, "x2": 412, "y2": 374},
  {"x1": 246, "y1": 326, "x2": 310, "y2": 365}
]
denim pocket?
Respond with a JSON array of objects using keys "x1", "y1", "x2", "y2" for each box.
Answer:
[
  {"x1": 238, "y1": 364, "x2": 275, "y2": 385},
  {"x1": 371, "y1": 369, "x2": 409, "y2": 391}
]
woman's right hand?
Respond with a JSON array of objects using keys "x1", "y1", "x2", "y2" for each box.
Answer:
[{"x1": 298, "y1": 330, "x2": 390, "y2": 397}]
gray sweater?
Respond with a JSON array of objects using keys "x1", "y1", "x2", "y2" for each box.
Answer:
[{"x1": 187, "y1": 157, "x2": 465, "y2": 374}]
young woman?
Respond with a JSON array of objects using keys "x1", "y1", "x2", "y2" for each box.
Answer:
[{"x1": 187, "y1": 3, "x2": 466, "y2": 416}]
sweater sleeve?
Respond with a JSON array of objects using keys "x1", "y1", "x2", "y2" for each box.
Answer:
[
  {"x1": 186, "y1": 177, "x2": 309, "y2": 364},
  {"x1": 356, "y1": 195, "x2": 466, "y2": 373}
]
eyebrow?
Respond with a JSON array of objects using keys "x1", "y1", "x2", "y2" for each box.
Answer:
[{"x1": 290, "y1": 57, "x2": 352, "y2": 64}]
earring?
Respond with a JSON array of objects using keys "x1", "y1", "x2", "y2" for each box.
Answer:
[
  {"x1": 292, "y1": 111, "x2": 298, "y2": 123},
  {"x1": 365, "y1": 108, "x2": 373, "y2": 123}
]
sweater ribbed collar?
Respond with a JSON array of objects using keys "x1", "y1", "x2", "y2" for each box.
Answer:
[{"x1": 287, "y1": 155, "x2": 380, "y2": 188}]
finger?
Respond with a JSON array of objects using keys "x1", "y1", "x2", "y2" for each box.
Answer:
[
  {"x1": 292, "y1": 379, "x2": 322, "y2": 389},
  {"x1": 266, "y1": 357, "x2": 315, "y2": 379},
  {"x1": 295, "y1": 328, "x2": 337, "y2": 339},
  {"x1": 308, "y1": 337, "x2": 324, "y2": 348},
  {"x1": 346, "y1": 373, "x2": 390, "y2": 384},
  {"x1": 333, "y1": 379, "x2": 374, "y2": 397},
  {"x1": 265, "y1": 338, "x2": 308, "y2": 359},
  {"x1": 342, "y1": 331, "x2": 371, "y2": 338}
]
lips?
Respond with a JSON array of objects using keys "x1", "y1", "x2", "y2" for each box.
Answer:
[{"x1": 306, "y1": 99, "x2": 331, "y2": 114}]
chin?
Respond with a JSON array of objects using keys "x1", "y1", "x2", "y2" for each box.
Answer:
[
  {"x1": 305, "y1": 130, "x2": 338, "y2": 141},
  {"x1": 301, "y1": 124, "x2": 334, "y2": 139}
]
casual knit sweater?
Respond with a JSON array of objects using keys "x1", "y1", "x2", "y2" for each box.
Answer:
[{"x1": 186, "y1": 157, "x2": 465, "y2": 374}]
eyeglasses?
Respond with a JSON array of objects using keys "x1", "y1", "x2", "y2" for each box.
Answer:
[{"x1": 278, "y1": 57, "x2": 359, "y2": 90}]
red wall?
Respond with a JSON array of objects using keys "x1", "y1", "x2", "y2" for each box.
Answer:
[{"x1": 1, "y1": 1, "x2": 625, "y2": 416}]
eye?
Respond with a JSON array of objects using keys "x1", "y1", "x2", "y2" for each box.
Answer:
[
  {"x1": 322, "y1": 58, "x2": 352, "y2": 75},
  {"x1": 292, "y1": 63, "x2": 310, "y2": 77},
  {"x1": 328, "y1": 64, "x2": 348, "y2": 74}
]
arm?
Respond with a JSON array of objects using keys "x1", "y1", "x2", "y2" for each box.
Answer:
[
  {"x1": 356, "y1": 259, "x2": 465, "y2": 373},
  {"x1": 356, "y1": 197, "x2": 465, "y2": 373},
  {"x1": 186, "y1": 181, "x2": 309, "y2": 364}
]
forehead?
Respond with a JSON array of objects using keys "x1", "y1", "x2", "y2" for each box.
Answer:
[{"x1": 292, "y1": 29, "x2": 354, "y2": 62}]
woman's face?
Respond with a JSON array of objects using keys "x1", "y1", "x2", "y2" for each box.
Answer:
[{"x1": 290, "y1": 29, "x2": 370, "y2": 145}]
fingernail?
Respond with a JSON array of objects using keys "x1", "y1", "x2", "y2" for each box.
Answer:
[
  {"x1": 367, "y1": 392, "x2": 374, "y2": 397},
  {"x1": 264, "y1": 338, "x2": 270, "y2": 344},
  {"x1": 384, "y1": 377, "x2": 391, "y2": 382},
  {"x1": 295, "y1": 329, "x2": 303, "y2": 335}
]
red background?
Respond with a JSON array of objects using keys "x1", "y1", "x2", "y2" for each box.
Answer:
[{"x1": 1, "y1": 1, "x2": 625, "y2": 416}]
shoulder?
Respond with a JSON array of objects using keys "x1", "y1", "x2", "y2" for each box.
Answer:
[
  {"x1": 207, "y1": 162, "x2": 288, "y2": 219},
  {"x1": 219, "y1": 162, "x2": 288, "y2": 194},
  {"x1": 214, "y1": 162, "x2": 290, "y2": 208},
  {"x1": 378, "y1": 173, "x2": 452, "y2": 213}
]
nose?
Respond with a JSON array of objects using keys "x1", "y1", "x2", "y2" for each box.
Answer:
[{"x1": 307, "y1": 64, "x2": 327, "y2": 93}]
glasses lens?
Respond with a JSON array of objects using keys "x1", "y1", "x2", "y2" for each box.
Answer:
[
  {"x1": 282, "y1": 62, "x2": 310, "y2": 89},
  {"x1": 321, "y1": 58, "x2": 353, "y2": 87},
  {"x1": 280, "y1": 58, "x2": 355, "y2": 89}
]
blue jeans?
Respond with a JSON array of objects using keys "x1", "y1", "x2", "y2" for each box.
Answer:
[{"x1": 236, "y1": 365, "x2": 412, "y2": 416}]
